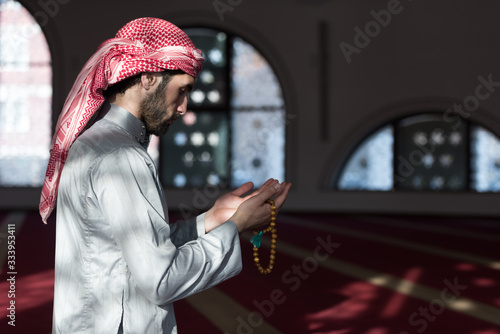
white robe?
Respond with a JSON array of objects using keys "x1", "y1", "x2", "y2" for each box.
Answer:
[{"x1": 52, "y1": 103, "x2": 242, "y2": 333}]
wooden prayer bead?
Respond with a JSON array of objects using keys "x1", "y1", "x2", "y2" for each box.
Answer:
[{"x1": 252, "y1": 199, "x2": 278, "y2": 274}]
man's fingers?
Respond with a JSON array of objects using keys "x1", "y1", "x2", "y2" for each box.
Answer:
[
  {"x1": 261, "y1": 178, "x2": 276, "y2": 188},
  {"x1": 272, "y1": 182, "x2": 292, "y2": 210},
  {"x1": 231, "y1": 181, "x2": 254, "y2": 197},
  {"x1": 253, "y1": 182, "x2": 281, "y2": 204},
  {"x1": 243, "y1": 179, "x2": 278, "y2": 200}
]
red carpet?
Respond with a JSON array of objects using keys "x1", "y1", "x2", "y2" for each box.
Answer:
[{"x1": 1, "y1": 211, "x2": 499, "y2": 333}]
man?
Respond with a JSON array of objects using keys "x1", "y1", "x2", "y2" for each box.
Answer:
[{"x1": 40, "y1": 18, "x2": 291, "y2": 333}]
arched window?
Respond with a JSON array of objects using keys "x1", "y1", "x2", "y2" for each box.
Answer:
[
  {"x1": 0, "y1": 0, "x2": 52, "y2": 187},
  {"x1": 470, "y1": 124, "x2": 500, "y2": 192},
  {"x1": 155, "y1": 28, "x2": 286, "y2": 189},
  {"x1": 335, "y1": 112, "x2": 500, "y2": 192},
  {"x1": 337, "y1": 125, "x2": 393, "y2": 191}
]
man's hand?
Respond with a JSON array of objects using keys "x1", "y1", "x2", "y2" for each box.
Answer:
[
  {"x1": 229, "y1": 180, "x2": 292, "y2": 233},
  {"x1": 204, "y1": 179, "x2": 291, "y2": 233}
]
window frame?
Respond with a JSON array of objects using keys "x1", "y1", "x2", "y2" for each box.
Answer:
[
  {"x1": 334, "y1": 111, "x2": 500, "y2": 193},
  {"x1": 158, "y1": 25, "x2": 288, "y2": 191}
]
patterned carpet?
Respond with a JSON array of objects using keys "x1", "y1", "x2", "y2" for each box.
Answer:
[{"x1": 1, "y1": 211, "x2": 499, "y2": 333}]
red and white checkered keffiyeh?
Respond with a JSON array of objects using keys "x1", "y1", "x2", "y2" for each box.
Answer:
[{"x1": 40, "y1": 18, "x2": 204, "y2": 223}]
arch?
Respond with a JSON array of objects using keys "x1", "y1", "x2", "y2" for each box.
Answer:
[
  {"x1": 155, "y1": 26, "x2": 287, "y2": 189},
  {"x1": 0, "y1": 0, "x2": 52, "y2": 187},
  {"x1": 331, "y1": 109, "x2": 500, "y2": 192}
]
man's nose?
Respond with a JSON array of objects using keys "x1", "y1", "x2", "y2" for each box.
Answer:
[{"x1": 177, "y1": 96, "x2": 188, "y2": 115}]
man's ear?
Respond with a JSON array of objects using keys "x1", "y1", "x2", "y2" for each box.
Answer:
[{"x1": 140, "y1": 72, "x2": 160, "y2": 91}]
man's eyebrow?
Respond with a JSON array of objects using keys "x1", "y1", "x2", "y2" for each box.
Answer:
[{"x1": 182, "y1": 83, "x2": 194, "y2": 92}]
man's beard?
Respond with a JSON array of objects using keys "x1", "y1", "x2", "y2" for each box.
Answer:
[{"x1": 139, "y1": 83, "x2": 175, "y2": 136}]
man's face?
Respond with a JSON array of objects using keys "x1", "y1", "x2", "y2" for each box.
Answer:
[{"x1": 139, "y1": 73, "x2": 195, "y2": 136}]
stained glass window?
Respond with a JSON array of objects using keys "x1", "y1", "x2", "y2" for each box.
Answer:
[
  {"x1": 335, "y1": 113, "x2": 500, "y2": 192},
  {"x1": 471, "y1": 125, "x2": 500, "y2": 192},
  {"x1": 0, "y1": 0, "x2": 52, "y2": 187},
  {"x1": 159, "y1": 28, "x2": 286, "y2": 189},
  {"x1": 395, "y1": 114, "x2": 467, "y2": 191},
  {"x1": 337, "y1": 126, "x2": 393, "y2": 191},
  {"x1": 160, "y1": 111, "x2": 229, "y2": 188},
  {"x1": 230, "y1": 38, "x2": 285, "y2": 188}
]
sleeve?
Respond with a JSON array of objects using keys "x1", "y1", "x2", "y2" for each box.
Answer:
[
  {"x1": 91, "y1": 146, "x2": 242, "y2": 305},
  {"x1": 168, "y1": 213, "x2": 206, "y2": 248}
]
